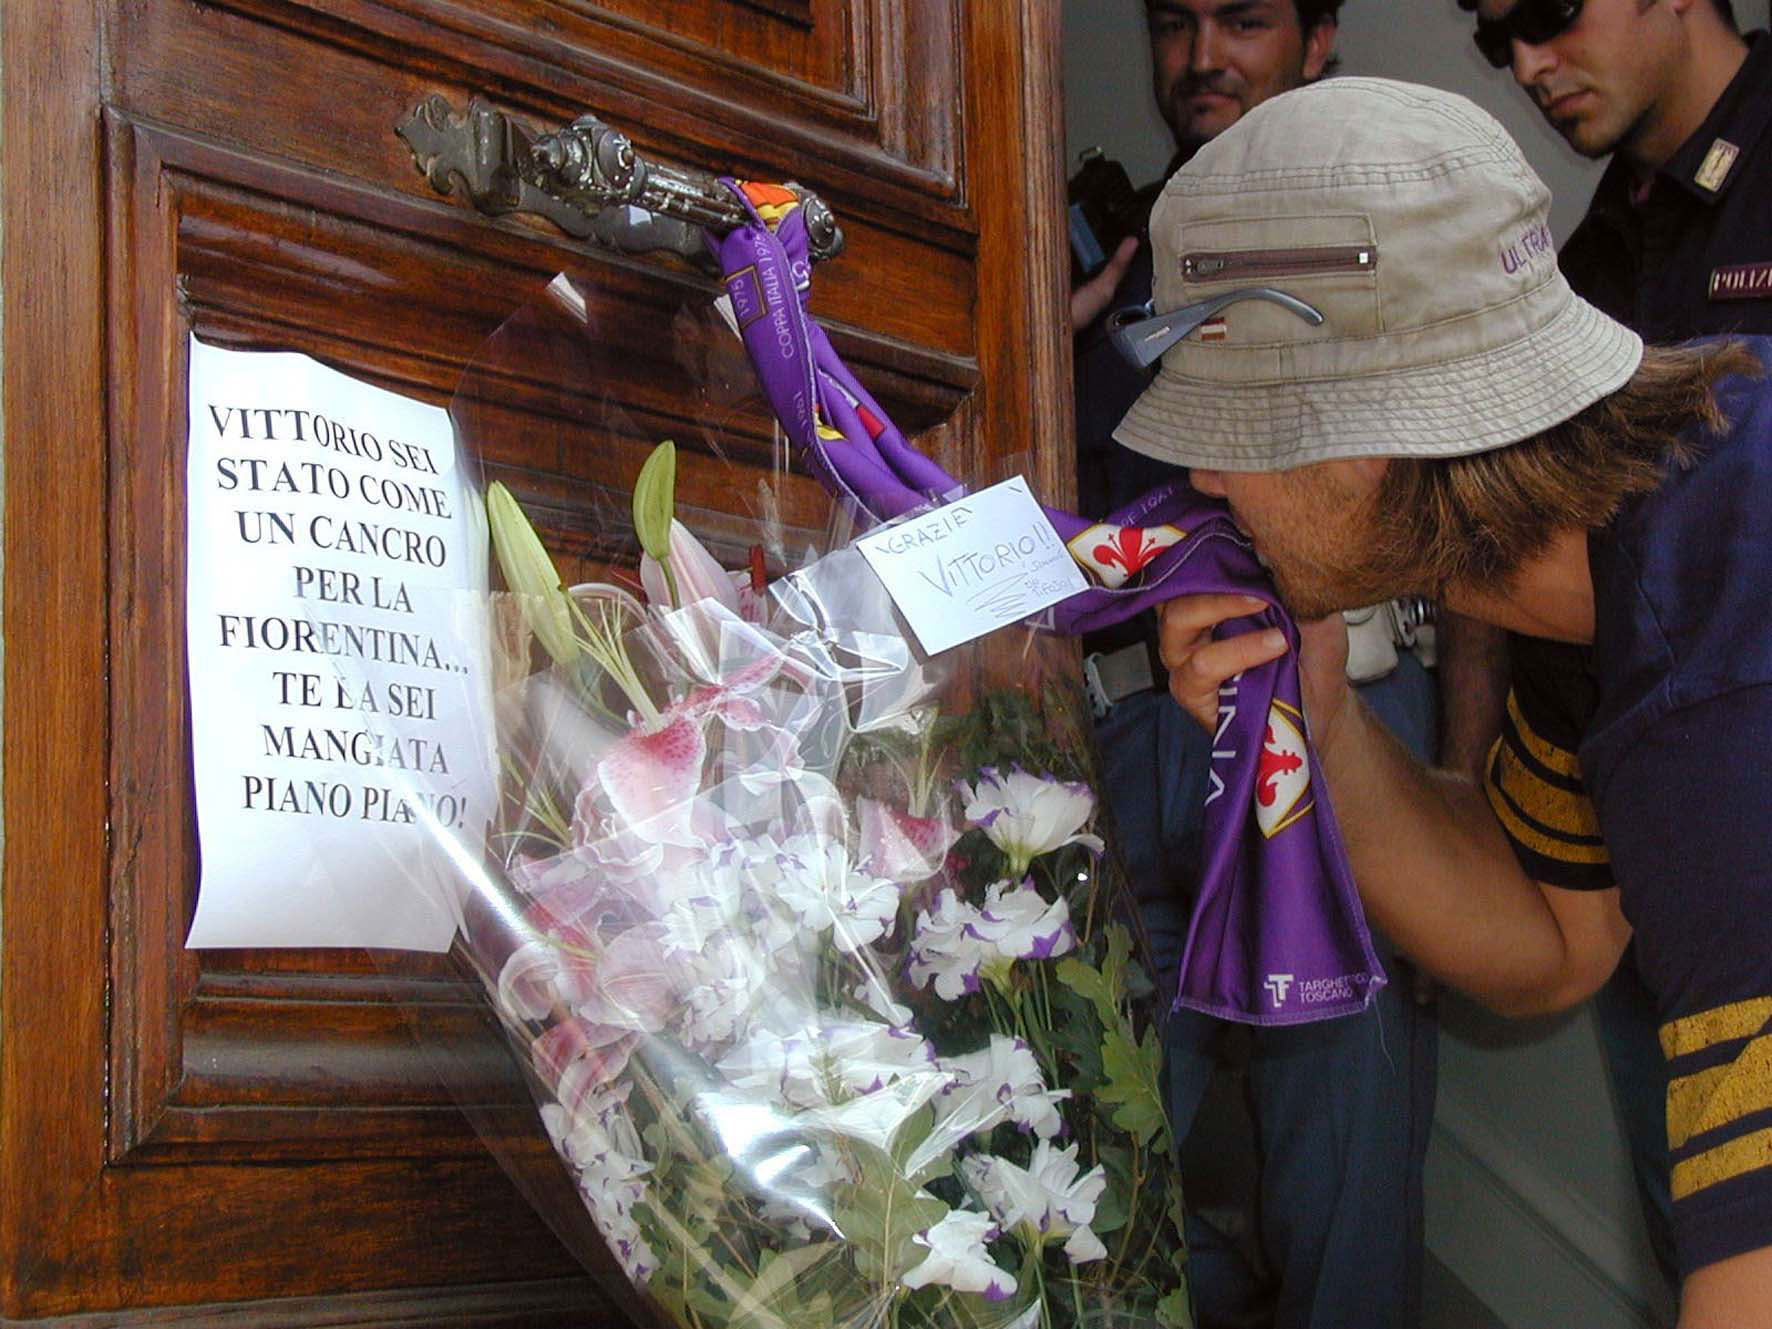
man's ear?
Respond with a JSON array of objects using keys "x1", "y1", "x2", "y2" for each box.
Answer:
[{"x1": 1303, "y1": 18, "x2": 1337, "y2": 81}]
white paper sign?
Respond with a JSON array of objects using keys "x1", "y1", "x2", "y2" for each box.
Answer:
[
  {"x1": 183, "y1": 335, "x2": 494, "y2": 951},
  {"x1": 854, "y1": 477, "x2": 1089, "y2": 655}
]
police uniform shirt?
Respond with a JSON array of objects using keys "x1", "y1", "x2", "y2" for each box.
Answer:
[
  {"x1": 1560, "y1": 30, "x2": 1772, "y2": 342},
  {"x1": 1489, "y1": 29, "x2": 1772, "y2": 892}
]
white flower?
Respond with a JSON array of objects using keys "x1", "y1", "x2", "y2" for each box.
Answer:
[
  {"x1": 852, "y1": 974, "x2": 915, "y2": 1027},
  {"x1": 907, "y1": 884, "x2": 1076, "y2": 1002},
  {"x1": 716, "y1": 1018, "x2": 939, "y2": 1109},
  {"x1": 657, "y1": 888, "x2": 739, "y2": 958},
  {"x1": 967, "y1": 879, "x2": 1077, "y2": 963},
  {"x1": 677, "y1": 932, "x2": 767, "y2": 1050},
  {"x1": 901, "y1": 1207, "x2": 1018, "y2": 1299},
  {"x1": 907, "y1": 889, "x2": 989, "y2": 1000},
  {"x1": 767, "y1": 835, "x2": 902, "y2": 954},
  {"x1": 594, "y1": 1204, "x2": 659, "y2": 1285},
  {"x1": 959, "y1": 1140, "x2": 1110, "y2": 1265},
  {"x1": 540, "y1": 1081, "x2": 641, "y2": 1172},
  {"x1": 937, "y1": 1035, "x2": 1070, "y2": 1141},
  {"x1": 542, "y1": 1084, "x2": 659, "y2": 1282},
  {"x1": 961, "y1": 766, "x2": 1105, "y2": 876}
]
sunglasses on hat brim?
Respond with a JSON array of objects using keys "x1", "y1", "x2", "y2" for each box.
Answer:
[
  {"x1": 1107, "y1": 288, "x2": 1324, "y2": 370},
  {"x1": 1472, "y1": 0, "x2": 1584, "y2": 67}
]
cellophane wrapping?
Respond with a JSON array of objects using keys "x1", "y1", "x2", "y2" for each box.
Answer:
[{"x1": 327, "y1": 274, "x2": 1192, "y2": 1329}]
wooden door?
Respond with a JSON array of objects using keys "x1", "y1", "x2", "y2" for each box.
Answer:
[{"x1": 2, "y1": 1, "x2": 1070, "y2": 1323}]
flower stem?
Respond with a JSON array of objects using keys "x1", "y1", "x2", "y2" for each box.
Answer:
[{"x1": 568, "y1": 593, "x2": 661, "y2": 726}]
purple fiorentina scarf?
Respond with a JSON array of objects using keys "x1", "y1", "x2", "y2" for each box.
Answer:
[{"x1": 708, "y1": 181, "x2": 1384, "y2": 1024}]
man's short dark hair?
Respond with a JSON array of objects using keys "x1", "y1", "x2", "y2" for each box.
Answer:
[
  {"x1": 1295, "y1": 0, "x2": 1347, "y2": 28},
  {"x1": 1295, "y1": 1, "x2": 1345, "y2": 76},
  {"x1": 1454, "y1": 0, "x2": 1736, "y2": 30}
]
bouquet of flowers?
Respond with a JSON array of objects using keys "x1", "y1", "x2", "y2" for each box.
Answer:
[{"x1": 410, "y1": 424, "x2": 1192, "y2": 1329}]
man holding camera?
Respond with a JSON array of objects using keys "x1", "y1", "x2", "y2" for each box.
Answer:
[
  {"x1": 1137, "y1": 76, "x2": 1772, "y2": 1328},
  {"x1": 1071, "y1": 6, "x2": 1438, "y2": 1326},
  {"x1": 1442, "y1": 0, "x2": 1772, "y2": 1290}
]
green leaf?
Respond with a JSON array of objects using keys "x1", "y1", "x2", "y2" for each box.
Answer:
[
  {"x1": 1097, "y1": 1023, "x2": 1171, "y2": 1151},
  {"x1": 485, "y1": 480, "x2": 579, "y2": 666},
  {"x1": 633, "y1": 439, "x2": 677, "y2": 562},
  {"x1": 729, "y1": 1245, "x2": 847, "y2": 1329},
  {"x1": 1102, "y1": 923, "x2": 1134, "y2": 1002},
  {"x1": 891, "y1": 1102, "x2": 953, "y2": 1186},
  {"x1": 1047, "y1": 982, "x2": 1107, "y2": 1088},
  {"x1": 834, "y1": 1143, "x2": 948, "y2": 1283},
  {"x1": 1166, "y1": 1171, "x2": 1191, "y2": 1273},
  {"x1": 1090, "y1": 1143, "x2": 1134, "y2": 1236},
  {"x1": 1056, "y1": 956, "x2": 1118, "y2": 1028},
  {"x1": 1157, "y1": 1287, "x2": 1197, "y2": 1329}
]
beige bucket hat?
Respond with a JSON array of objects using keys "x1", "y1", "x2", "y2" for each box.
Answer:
[{"x1": 1112, "y1": 78, "x2": 1643, "y2": 473}]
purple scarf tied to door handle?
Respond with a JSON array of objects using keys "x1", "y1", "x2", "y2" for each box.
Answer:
[{"x1": 707, "y1": 181, "x2": 1383, "y2": 1025}]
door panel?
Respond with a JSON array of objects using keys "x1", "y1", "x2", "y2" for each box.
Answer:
[{"x1": 2, "y1": 0, "x2": 1068, "y2": 1321}]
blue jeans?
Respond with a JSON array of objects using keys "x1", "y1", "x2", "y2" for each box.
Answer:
[{"x1": 1095, "y1": 656, "x2": 1439, "y2": 1329}]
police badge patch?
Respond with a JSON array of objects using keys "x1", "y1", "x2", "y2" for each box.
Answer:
[
  {"x1": 1710, "y1": 262, "x2": 1772, "y2": 302},
  {"x1": 1693, "y1": 138, "x2": 1740, "y2": 194}
]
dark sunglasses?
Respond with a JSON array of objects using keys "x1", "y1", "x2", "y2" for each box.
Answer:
[{"x1": 1471, "y1": 0, "x2": 1584, "y2": 67}]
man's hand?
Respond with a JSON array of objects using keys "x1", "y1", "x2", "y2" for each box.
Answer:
[
  {"x1": 1158, "y1": 590, "x2": 1629, "y2": 1016},
  {"x1": 1157, "y1": 595, "x2": 1358, "y2": 755},
  {"x1": 1070, "y1": 235, "x2": 1140, "y2": 331}
]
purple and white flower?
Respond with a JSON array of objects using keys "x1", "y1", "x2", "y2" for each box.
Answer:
[
  {"x1": 900, "y1": 1207, "x2": 1018, "y2": 1299},
  {"x1": 936, "y1": 1034, "x2": 1071, "y2": 1141},
  {"x1": 959, "y1": 1140, "x2": 1110, "y2": 1265},
  {"x1": 906, "y1": 889, "x2": 989, "y2": 1000},
  {"x1": 753, "y1": 834, "x2": 902, "y2": 955},
  {"x1": 541, "y1": 1083, "x2": 659, "y2": 1283},
  {"x1": 967, "y1": 878, "x2": 1078, "y2": 964},
  {"x1": 676, "y1": 932, "x2": 768, "y2": 1050},
  {"x1": 960, "y1": 766, "x2": 1104, "y2": 877},
  {"x1": 716, "y1": 1018, "x2": 939, "y2": 1110},
  {"x1": 907, "y1": 882, "x2": 1077, "y2": 1001}
]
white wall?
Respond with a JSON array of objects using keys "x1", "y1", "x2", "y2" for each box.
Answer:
[
  {"x1": 1064, "y1": 0, "x2": 1768, "y2": 243},
  {"x1": 1062, "y1": 3, "x2": 1768, "y2": 1325}
]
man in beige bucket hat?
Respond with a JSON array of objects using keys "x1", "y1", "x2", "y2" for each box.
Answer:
[{"x1": 1136, "y1": 77, "x2": 1772, "y2": 1325}]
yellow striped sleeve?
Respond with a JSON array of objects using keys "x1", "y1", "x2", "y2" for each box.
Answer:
[
  {"x1": 1673, "y1": 1128, "x2": 1772, "y2": 1203},
  {"x1": 1667, "y1": 1031, "x2": 1772, "y2": 1150},
  {"x1": 1485, "y1": 776, "x2": 1611, "y2": 865},
  {"x1": 1484, "y1": 691, "x2": 1609, "y2": 870},
  {"x1": 1662, "y1": 997, "x2": 1772, "y2": 1059},
  {"x1": 1662, "y1": 998, "x2": 1772, "y2": 1203},
  {"x1": 1504, "y1": 691, "x2": 1582, "y2": 778}
]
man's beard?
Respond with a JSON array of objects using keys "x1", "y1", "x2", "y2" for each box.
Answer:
[{"x1": 1265, "y1": 554, "x2": 1413, "y2": 622}]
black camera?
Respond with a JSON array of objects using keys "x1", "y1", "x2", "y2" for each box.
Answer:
[{"x1": 1068, "y1": 147, "x2": 1144, "y2": 283}]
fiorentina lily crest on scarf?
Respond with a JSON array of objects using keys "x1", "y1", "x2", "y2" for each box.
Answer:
[
  {"x1": 1255, "y1": 701, "x2": 1313, "y2": 838},
  {"x1": 1065, "y1": 523, "x2": 1186, "y2": 590}
]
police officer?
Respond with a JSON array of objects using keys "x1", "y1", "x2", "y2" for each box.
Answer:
[{"x1": 1451, "y1": 0, "x2": 1772, "y2": 1293}]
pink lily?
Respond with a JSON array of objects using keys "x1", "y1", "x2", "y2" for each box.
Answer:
[
  {"x1": 639, "y1": 519, "x2": 740, "y2": 614},
  {"x1": 532, "y1": 1015, "x2": 640, "y2": 1117},
  {"x1": 858, "y1": 797, "x2": 960, "y2": 884},
  {"x1": 588, "y1": 647, "x2": 794, "y2": 846}
]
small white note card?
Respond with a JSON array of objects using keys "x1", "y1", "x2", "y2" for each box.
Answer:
[{"x1": 855, "y1": 476, "x2": 1089, "y2": 655}]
